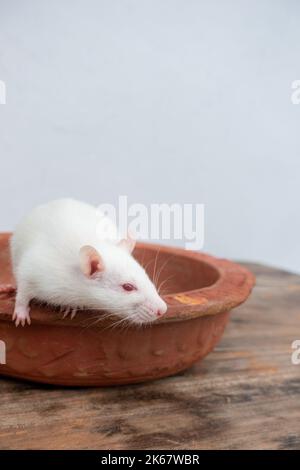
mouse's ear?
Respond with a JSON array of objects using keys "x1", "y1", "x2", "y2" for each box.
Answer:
[
  {"x1": 118, "y1": 231, "x2": 136, "y2": 254},
  {"x1": 79, "y1": 245, "x2": 105, "y2": 277}
]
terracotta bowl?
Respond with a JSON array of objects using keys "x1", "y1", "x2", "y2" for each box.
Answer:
[{"x1": 0, "y1": 233, "x2": 255, "y2": 386}]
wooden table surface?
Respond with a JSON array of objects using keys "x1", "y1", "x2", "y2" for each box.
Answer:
[{"x1": 0, "y1": 262, "x2": 299, "y2": 450}]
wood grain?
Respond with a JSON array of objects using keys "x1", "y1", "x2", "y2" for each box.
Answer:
[{"x1": 0, "y1": 262, "x2": 299, "y2": 450}]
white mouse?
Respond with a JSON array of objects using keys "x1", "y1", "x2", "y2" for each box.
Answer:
[{"x1": 10, "y1": 199, "x2": 167, "y2": 327}]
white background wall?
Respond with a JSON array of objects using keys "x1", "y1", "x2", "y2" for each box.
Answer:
[{"x1": 0, "y1": 1, "x2": 299, "y2": 272}]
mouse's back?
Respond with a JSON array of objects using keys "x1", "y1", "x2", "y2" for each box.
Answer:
[{"x1": 11, "y1": 199, "x2": 117, "y2": 267}]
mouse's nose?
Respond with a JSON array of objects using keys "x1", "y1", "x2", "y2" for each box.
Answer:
[{"x1": 156, "y1": 301, "x2": 167, "y2": 317}]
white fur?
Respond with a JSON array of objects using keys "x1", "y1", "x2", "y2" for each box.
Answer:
[{"x1": 10, "y1": 199, "x2": 167, "y2": 326}]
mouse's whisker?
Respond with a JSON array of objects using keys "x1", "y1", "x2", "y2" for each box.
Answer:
[
  {"x1": 158, "y1": 274, "x2": 175, "y2": 295},
  {"x1": 75, "y1": 305, "x2": 136, "y2": 329},
  {"x1": 156, "y1": 255, "x2": 175, "y2": 290},
  {"x1": 108, "y1": 309, "x2": 144, "y2": 331},
  {"x1": 139, "y1": 248, "x2": 146, "y2": 270},
  {"x1": 143, "y1": 257, "x2": 155, "y2": 277},
  {"x1": 105, "y1": 316, "x2": 130, "y2": 331},
  {"x1": 152, "y1": 248, "x2": 161, "y2": 287},
  {"x1": 78, "y1": 311, "x2": 119, "y2": 330}
]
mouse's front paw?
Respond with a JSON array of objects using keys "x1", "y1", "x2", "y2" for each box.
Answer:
[
  {"x1": 12, "y1": 305, "x2": 31, "y2": 327},
  {"x1": 61, "y1": 306, "x2": 77, "y2": 320}
]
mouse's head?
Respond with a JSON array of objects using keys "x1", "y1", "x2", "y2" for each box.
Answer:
[{"x1": 78, "y1": 237, "x2": 167, "y2": 325}]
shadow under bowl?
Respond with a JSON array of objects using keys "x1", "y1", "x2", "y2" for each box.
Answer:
[{"x1": 0, "y1": 233, "x2": 255, "y2": 386}]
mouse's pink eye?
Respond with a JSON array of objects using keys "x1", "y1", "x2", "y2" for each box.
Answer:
[{"x1": 122, "y1": 283, "x2": 137, "y2": 292}]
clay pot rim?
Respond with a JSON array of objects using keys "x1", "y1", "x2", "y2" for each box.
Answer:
[{"x1": 0, "y1": 233, "x2": 255, "y2": 327}]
